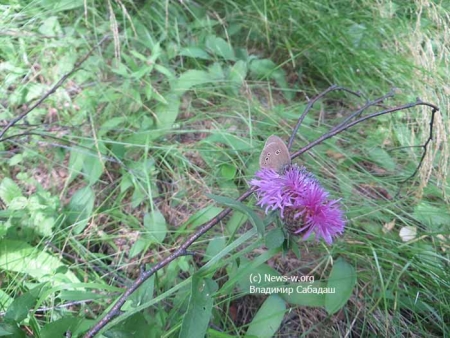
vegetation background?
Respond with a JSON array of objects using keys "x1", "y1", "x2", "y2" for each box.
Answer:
[{"x1": 0, "y1": 0, "x2": 449, "y2": 337}]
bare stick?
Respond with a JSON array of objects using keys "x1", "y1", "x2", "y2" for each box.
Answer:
[
  {"x1": 84, "y1": 188, "x2": 255, "y2": 338},
  {"x1": 287, "y1": 84, "x2": 362, "y2": 150},
  {"x1": 0, "y1": 35, "x2": 110, "y2": 140},
  {"x1": 290, "y1": 100, "x2": 439, "y2": 171},
  {"x1": 83, "y1": 91, "x2": 438, "y2": 338}
]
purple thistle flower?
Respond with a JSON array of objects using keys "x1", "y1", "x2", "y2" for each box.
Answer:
[{"x1": 250, "y1": 164, "x2": 345, "y2": 245}]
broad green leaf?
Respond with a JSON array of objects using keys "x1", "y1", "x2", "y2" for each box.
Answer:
[
  {"x1": 226, "y1": 212, "x2": 247, "y2": 235},
  {"x1": 131, "y1": 186, "x2": 146, "y2": 209},
  {"x1": 0, "y1": 289, "x2": 13, "y2": 310},
  {"x1": 279, "y1": 282, "x2": 327, "y2": 307},
  {"x1": 208, "y1": 62, "x2": 225, "y2": 81},
  {"x1": 155, "y1": 93, "x2": 181, "y2": 131},
  {"x1": 67, "y1": 147, "x2": 85, "y2": 184},
  {"x1": 32, "y1": 212, "x2": 55, "y2": 237},
  {"x1": 66, "y1": 186, "x2": 95, "y2": 234},
  {"x1": 25, "y1": 83, "x2": 46, "y2": 102},
  {"x1": 122, "y1": 275, "x2": 155, "y2": 310},
  {"x1": 99, "y1": 117, "x2": 126, "y2": 135},
  {"x1": 226, "y1": 257, "x2": 281, "y2": 294},
  {"x1": 227, "y1": 60, "x2": 248, "y2": 95},
  {"x1": 0, "y1": 240, "x2": 81, "y2": 285},
  {"x1": 203, "y1": 133, "x2": 250, "y2": 151},
  {"x1": 82, "y1": 151, "x2": 105, "y2": 185},
  {"x1": 180, "y1": 276, "x2": 218, "y2": 338},
  {"x1": 205, "y1": 36, "x2": 235, "y2": 61},
  {"x1": 143, "y1": 210, "x2": 167, "y2": 243},
  {"x1": 186, "y1": 206, "x2": 223, "y2": 229},
  {"x1": 0, "y1": 178, "x2": 23, "y2": 205},
  {"x1": 207, "y1": 194, "x2": 264, "y2": 235},
  {"x1": 104, "y1": 312, "x2": 148, "y2": 338},
  {"x1": 4, "y1": 284, "x2": 45, "y2": 322},
  {"x1": 38, "y1": 16, "x2": 62, "y2": 36},
  {"x1": 245, "y1": 294, "x2": 285, "y2": 338},
  {"x1": 265, "y1": 228, "x2": 285, "y2": 249},
  {"x1": 220, "y1": 164, "x2": 237, "y2": 180},
  {"x1": 128, "y1": 238, "x2": 147, "y2": 258},
  {"x1": 204, "y1": 237, "x2": 226, "y2": 261},
  {"x1": 249, "y1": 59, "x2": 292, "y2": 100},
  {"x1": 179, "y1": 47, "x2": 211, "y2": 60},
  {"x1": 173, "y1": 70, "x2": 213, "y2": 95},
  {"x1": 5, "y1": 293, "x2": 36, "y2": 323},
  {"x1": 56, "y1": 53, "x2": 77, "y2": 76},
  {"x1": 0, "y1": 322, "x2": 25, "y2": 337},
  {"x1": 8, "y1": 197, "x2": 28, "y2": 210},
  {"x1": 40, "y1": 317, "x2": 93, "y2": 338},
  {"x1": 325, "y1": 258, "x2": 357, "y2": 314}
]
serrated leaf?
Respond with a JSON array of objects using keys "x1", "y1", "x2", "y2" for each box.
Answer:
[
  {"x1": 325, "y1": 258, "x2": 357, "y2": 314},
  {"x1": 66, "y1": 186, "x2": 95, "y2": 234},
  {"x1": 99, "y1": 117, "x2": 126, "y2": 135},
  {"x1": 245, "y1": 295, "x2": 285, "y2": 338},
  {"x1": 0, "y1": 178, "x2": 23, "y2": 205},
  {"x1": 38, "y1": 16, "x2": 62, "y2": 36},
  {"x1": 205, "y1": 36, "x2": 235, "y2": 61},
  {"x1": 227, "y1": 60, "x2": 248, "y2": 95},
  {"x1": 0, "y1": 240, "x2": 81, "y2": 285},
  {"x1": 8, "y1": 197, "x2": 28, "y2": 210},
  {"x1": 208, "y1": 62, "x2": 225, "y2": 81},
  {"x1": 180, "y1": 276, "x2": 218, "y2": 338},
  {"x1": 207, "y1": 194, "x2": 265, "y2": 235},
  {"x1": 143, "y1": 210, "x2": 167, "y2": 243},
  {"x1": 249, "y1": 59, "x2": 292, "y2": 100},
  {"x1": 173, "y1": 70, "x2": 213, "y2": 95},
  {"x1": 179, "y1": 47, "x2": 211, "y2": 60}
]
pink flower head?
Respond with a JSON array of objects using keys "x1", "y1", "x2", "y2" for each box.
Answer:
[{"x1": 250, "y1": 164, "x2": 345, "y2": 245}]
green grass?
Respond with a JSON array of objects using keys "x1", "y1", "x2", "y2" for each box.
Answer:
[{"x1": 0, "y1": 0, "x2": 449, "y2": 337}]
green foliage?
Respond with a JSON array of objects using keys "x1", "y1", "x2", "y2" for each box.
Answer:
[
  {"x1": 245, "y1": 295, "x2": 285, "y2": 338},
  {"x1": 325, "y1": 258, "x2": 357, "y2": 314},
  {"x1": 0, "y1": 0, "x2": 448, "y2": 337},
  {"x1": 0, "y1": 178, "x2": 60, "y2": 238}
]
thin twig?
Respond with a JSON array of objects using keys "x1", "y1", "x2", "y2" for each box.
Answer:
[
  {"x1": 84, "y1": 188, "x2": 255, "y2": 337},
  {"x1": 290, "y1": 100, "x2": 438, "y2": 164},
  {"x1": 0, "y1": 35, "x2": 110, "y2": 141},
  {"x1": 287, "y1": 85, "x2": 361, "y2": 150}
]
